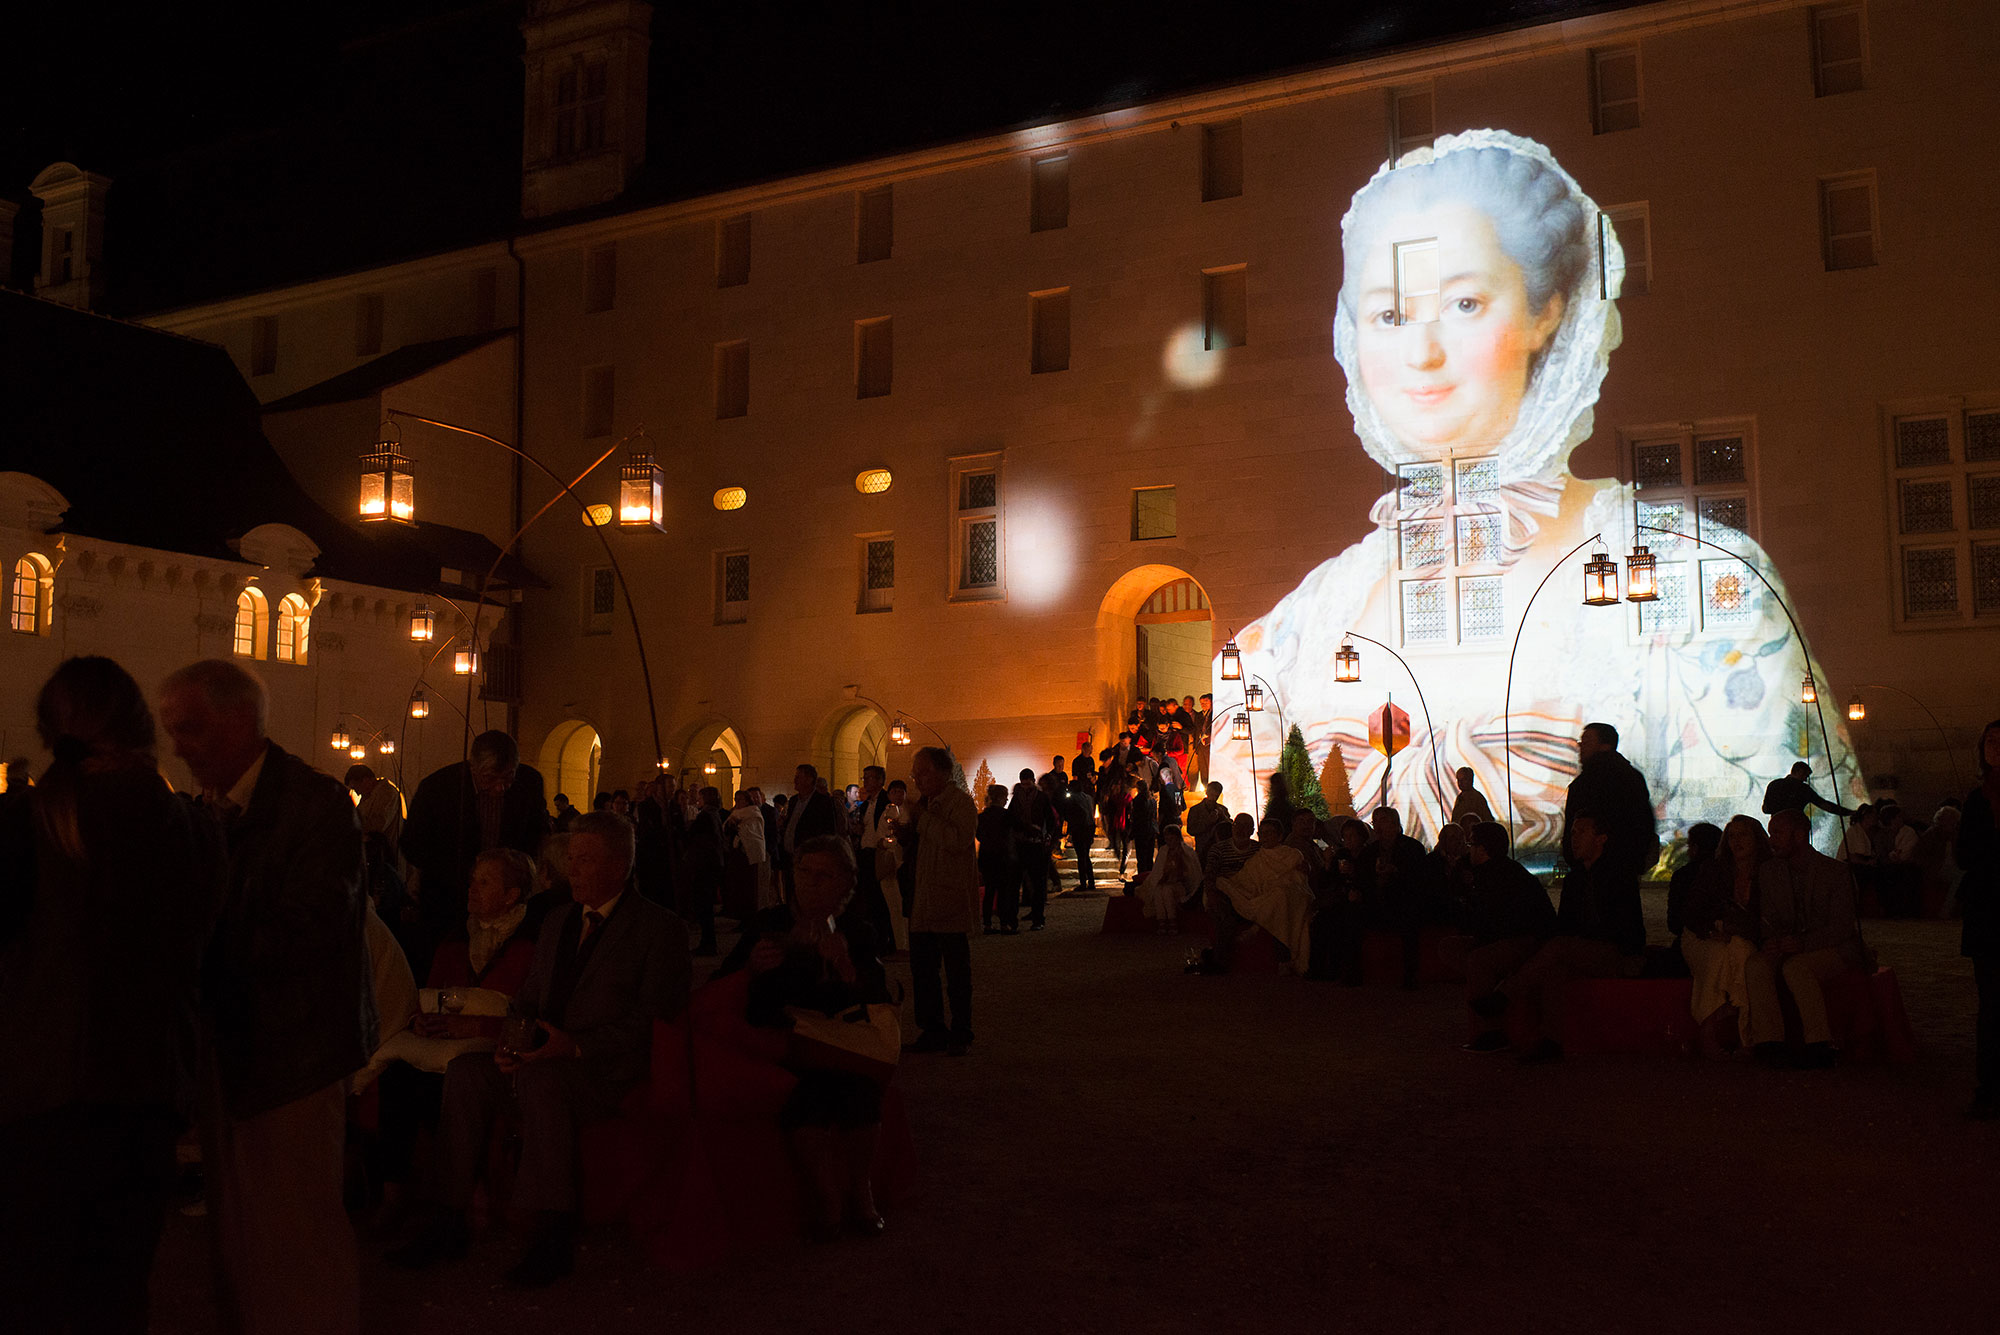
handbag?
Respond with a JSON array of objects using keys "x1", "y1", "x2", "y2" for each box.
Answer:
[{"x1": 783, "y1": 1002, "x2": 902, "y2": 1084}]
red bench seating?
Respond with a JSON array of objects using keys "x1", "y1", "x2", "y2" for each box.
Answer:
[
  {"x1": 1361, "y1": 928, "x2": 1464, "y2": 986},
  {"x1": 1490, "y1": 967, "x2": 1917, "y2": 1062}
]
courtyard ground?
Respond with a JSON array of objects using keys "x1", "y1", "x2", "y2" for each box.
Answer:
[{"x1": 149, "y1": 886, "x2": 2000, "y2": 1333}]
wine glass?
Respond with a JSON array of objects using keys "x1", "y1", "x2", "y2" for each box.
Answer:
[
  {"x1": 440, "y1": 987, "x2": 465, "y2": 1016},
  {"x1": 497, "y1": 1015, "x2": 535, "y2": 1060}
]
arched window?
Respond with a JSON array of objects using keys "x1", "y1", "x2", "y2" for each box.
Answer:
[
  {"x1": 275, "y1": 593, "x2": 310, "y2": 664},
  {"x1": 9, "y1": 554, "x2": 53, "y2": 636},
  {"x1": 233, "y1": 587, "x2": 269, "y2": 659}
]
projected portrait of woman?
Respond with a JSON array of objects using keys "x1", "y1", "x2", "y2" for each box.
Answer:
[{"x1": 1208, "y1": 130, "x2": 1861, "y2": 852}]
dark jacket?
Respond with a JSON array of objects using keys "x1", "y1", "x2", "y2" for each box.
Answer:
[
  {"x1": 1962, "y1": 787, "x2": 2000, "y2": 959},
  {"x1": 1129, "y1": 789, "x2": 1159, "y2": 842},
  {"x1": 1554, "y1": 854, "x2": 1646, "y2": 955},
  {"x1": 1762, "y1": 773, "x2": 1854, "y2": 818},
  {"x1": 400, "y1": 759, "x2": 550, "y2": 929},
  {"x1": 206, "y1": 742, "x2": 376, "y2": 1118},
  {"x1": 1463, "y1": 855, "x2": 1557, "y2": 944},
  {"x1": 1064, "y1": 782, "x2": 1097, "y2": 844},
  {"x1": 514, "y1": 893, "x2": 690, "y2": 1091},
  {"x1": 1681, "y1": 857, "x2": 1762, "y2": 943},
  {"x1": 0, "y1": 766, "x2": 226, "y2": 1127},
  {"x1": 718, "y1": 905, "x2": 891, "y2": 1026},
  {"x1": 976, "y1": 805, "x2": 1018, "y2": 873},
  {"x1": 1563, "y1": 749, "x2": 1660, "y2": 878},
  {"x1": 773, "y1": 789, "x2": 841, "y2": 869},
  {"x1": 1759, "y1": 847, "x2": 1863, "y2": 967},
  {"x1": 1358, "y1": 833, "x2": 1432, "y2": 915}
]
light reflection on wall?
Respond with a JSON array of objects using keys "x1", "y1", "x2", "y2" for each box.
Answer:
[
  {"x1": 1006, "y1": 485, "x2": 1076, "y2": 609},
  {"x1": 1161, "y1": 324, "x2": 1224, "y2": 390}
]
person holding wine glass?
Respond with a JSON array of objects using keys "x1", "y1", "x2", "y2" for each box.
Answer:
[{"x1": 389, "y1": 811, "x2": 690, "y2": 1288}]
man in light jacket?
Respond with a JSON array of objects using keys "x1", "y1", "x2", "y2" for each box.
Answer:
[
  {"x1": 1743, "y1": 808, "x2": 1864, "y2": 1068},
  {"x1": 903, "y1": 746, "x2": 978, "y2": 1056}
]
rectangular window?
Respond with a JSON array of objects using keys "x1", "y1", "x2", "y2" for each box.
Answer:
[
  {"x1": 1401, "y1": 579, "x2": 1446, "y2": 645},
  {"x1": 1599, "y1": 204, "x2": 1651, "y2": 298},
  {"x1": 1201, "y1": 120, "x2": 1243, "y2": 201},
  {"x1": 1457, "y1": 575, "x2": 1504, "y2": 643},
  {"x1": 582, "y1": 565, "x2": 613, "y2": 635},
  {"x1": 857, "y1": 186, "x2": 893, "y2": 263},
  {"x1": 1626, "y1": 424, "x2": 1758, "y2": 634},
  {"x1": 1030, "y1": 154, "x2": 1069, "y2": 232},
  {"x1": 716, "y1": 213, "x2": 751, "y2": 287},
  {"x1": 1132, "y1": 486, "x2": 1177, "y2": 541},
  {"x1": 1202, "y1": 266, "x2": 1247, "y2": 351},
  {"x1": 51, "y1": 227, "x2": 73, "y2": 284},
  {"x1": 1886, "y1": 406, "x2": 2000, "y2": 626},
  {"x1": 861, "y1": 536, "x2": 895, "y2": 613},
  {"x1": 354, "y1": 293, "x2": 384, "y2": 357},
  {"x1": 584, "y1": 242, "x2": 617, "y2": 313},
  {"x1": 1391, "y1": 85, "x2": 1435, "y2": 164},
  {"x1": 1820, "y1": 173, "x2": 1878, "y2": 271},
  {"x1": 472, "y1": 267, "x2": 499, "y2": 330},
  {"x1": 714, "y1": 340, "x2": 749, "y2": 419},
  {"x1": 581, "y1": 364, "x2": 615, "y2": 438},
  {"x1": 1812, "y1": 4, "x2": 1866, "y2": 96},
  {"x1": 717, "y1": 551, "x2": 750, "y2": 624},
  {"x1": 553, "y1": 56, "x2": 606, "y2": 160},
  {"x1": 250, "y1": 315, "x2": 277, "y2": 377},
  {"x1": 951, "y1": 453, "x2": 1004, "y2": 600},
  {"x1": 1591, "y1": 45, "x2": 1642, "y2": 134},
  {"x1": 855, "y1": 318, "x2": 893, "y2": 399},
  {"x1": 1394, "y1": 239, "x2": 1440, "y2": 324},
  {"x1": 1031, "y1": 288, "x2": 1070, "y2": 374}
]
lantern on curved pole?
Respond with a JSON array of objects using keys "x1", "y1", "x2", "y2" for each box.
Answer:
[
  {"x1": 358, "y1": 423, "x2": 415, "y2": 524},
  {"x1": 1230, "y1": 712, "x2": 1251, "y2": 742},
  {"x1": 620, "y1": 453, "x2": 666, "y2": 531},
  {"x1": 1244, "y1": 682, "x2": 1265, "y2": 713},
  {"x1": 1581, "y1": 548, "x2": 1619, "y2": 606},
  {"x1": 1800, "y1": 675, "x2": 1818, "y2": 705},
  {"x1": 1219, "y1": 634, "x2": 1242, "y2": 682},
  {"x1": 330, "y1": 723, "x2": 351, "y2": 752},
  {"x1": 409, "y1": 601, "x2": 435, "y2": 643},
  {"x1": 1334, "y1": 638, "x2": 1361, "y2": 683},
  {"x1": 1624, "y1": 545, "x2": 1658, "y2": 603},
  {"x1": 409, "y1": 689, "x2": 430, "y2": 720}
]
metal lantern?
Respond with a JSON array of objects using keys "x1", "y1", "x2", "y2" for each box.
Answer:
[
  {"x1": 890, "y1": 718, "x2": 912, "y2": 746},
  {"x1": 1220, "y1": 637, "x2": 1242, "y2": 682},
  {"x1": 1582, "y1": 548, "x2": 1619, "y2": 606},
  {"x1": 1245, "y1": 683, "x2": 1265, "y2": 713},
  {"x1": 358, "y1": 423, "x2": 415, "y2": 524},
  {"x1": 453, "y1": 647, "x2": 478, "y2": 677},
  {"x1": 330, "y1": 724, "x2": 350, "y2": 751},
  {"x1": 409, "y1": 602, "x2": 435, "y2": 643},
  {"x1": 1334, "y1": 639, "x2": 1361, "y2": 684},
  {"x1": 703, "y1": 761, "x2": 718, "y2": 775},
  {"x1": 656, "y1": 756, "x2": 670, "y2": 771},
  {"x1": 349, "y1": 743, "x2": 367, "y2": 761},
  {"x1": 1800, "y1": 675, "x2": 1817, "y2": 705},
  {"x1": 1625, "y1": 545, "x2": 1658, "y2": 603},
  {"x1": 409, "y1": 690, "x2": 430, "y2": 720},
  {"x1": 1230, "y1": 713, "x2": 1251, "y2": 741},
  {"x1": 1847, "y1": 696, "x2": 1866, "y2": 722},
  {"x1": 378, "y1": 738, "x2": 396, "y2": 755},
  {"x1": 619, "y1": 453, "x2": 665, "y2": 531}
]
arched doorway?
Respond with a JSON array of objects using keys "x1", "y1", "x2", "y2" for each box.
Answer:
[
  {"x1": 680, "y1": 719, "x2": 745, "y2": 799},
  {"x1": 538, "y1": 720, "x2": 602, "y2": 811},
  {"x1": 813, "y1": 701, "x2": 890, "y2": 791},
  {"x1": 1094, "y1": 564, "x2": 1214, "y2": 739}
]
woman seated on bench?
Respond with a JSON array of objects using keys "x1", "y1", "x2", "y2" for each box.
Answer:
[
  {"x1": 1681, "y1": 815, "x2": 1768, "y2": 1056},
  {"x1": 716, "y1": 833, "x2": 891, "y2": 1240}
]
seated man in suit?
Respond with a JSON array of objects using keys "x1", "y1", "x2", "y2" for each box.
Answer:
[
  {"x1": 1742, "y1": 807, "x2": 1866, "y2": 1068},
  {"x1": 390, "y1": 811, "x2": 690, "y2": 1287}
]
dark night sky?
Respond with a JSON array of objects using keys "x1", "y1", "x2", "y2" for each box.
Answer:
[{"x1": 0, "y1": 0, "x2": 1645, "y2": 313}]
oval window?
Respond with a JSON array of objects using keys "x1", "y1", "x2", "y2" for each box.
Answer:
[
  {"x1": 855, "y1": 468, "x2": 893, "y2": 495},
  {"x1": 581, "y1": 502, "x2": 614, "y2": 527},
  {"x1": 713, "y1": 487, "x2": 748, "y2": 511}
]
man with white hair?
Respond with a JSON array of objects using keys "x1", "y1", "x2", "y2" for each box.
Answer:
[{"x1": 159, "y1": 658, "x2": 373, "y2": 1335}]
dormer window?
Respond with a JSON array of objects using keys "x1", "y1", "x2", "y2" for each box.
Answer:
[{"x1": 553, "y1": 57, "x2": 608, "y2": 161}]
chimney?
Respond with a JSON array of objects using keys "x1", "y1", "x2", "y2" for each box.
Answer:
[
  {"x1": 519, "y1": 0, "x2": 652, "y2": 220},
  {"x1": 29, "y1": 162, "x2": 111, "y2": 310}
]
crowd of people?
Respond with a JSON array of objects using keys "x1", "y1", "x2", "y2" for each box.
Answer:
[{"x1": 1, "y1": 646, "x2": 1995, "y2": 1330}]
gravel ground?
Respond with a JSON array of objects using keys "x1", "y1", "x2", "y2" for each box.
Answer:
[{"x1": 148, "y1": 888, "x2": 2000, "y2": 1334}]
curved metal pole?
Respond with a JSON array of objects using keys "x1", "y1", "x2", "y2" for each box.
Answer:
[
  {"x1": 1848, "y1": 682, "x2": 1953, "y2": 762},
  {"x1": 1249, "y1": 674, "x2": 1288, "y2": 752},
  {"x1": 1209, "y1": 701, "x2": 1259, "y2": 810},
  {"x1": 1501, "y1": 532, "x2": 1605, "y2": 831},
  {"x1": 1343, "y1": 631, "x2": 1449, "y2": 829},
  {"x1": 385, "y1": 410, "x2": 666, "y2": 769}
]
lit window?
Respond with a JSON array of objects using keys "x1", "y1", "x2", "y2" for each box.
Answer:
[
  {"x1": 233, "y1": 588, "x2": 268, "y2": 659},
  {"x1": 717, "y1": 552, "x2": 750, "y2": 624},
  {"x1": 1625, "y1": 424, "x2": 1758, "y2": 637},
  {"x1": 861, "y1": 536, "x2": 895, "y2": 613},
  {"x1": 275, "y1": 594, "x2": 310, "y2": 664},
  {"x1": 1886, "y1": 407, "x2": 2000, "y2": 626},
  {"x1": 1599, "y1": 204, "x2": 1651, "y2": 298},
  {"x1": 951, "y1": 454, "x2": 1004, "y2": 600},
  {"x1": 1820, "y1": 173, "x2": 1878, "y2": 270},
  {"x1": 713, "y1": 487, "x2": 747, "y2": 511},
  {"x1": 1591, "y1": 45, "x2": 1642, "y2": 134},
  {"x1": 10, "y1": 554, "x2": 52, "y2": 636},
  {"x1": 855, "y1": 468, "x2": 893, "y2": 495}
]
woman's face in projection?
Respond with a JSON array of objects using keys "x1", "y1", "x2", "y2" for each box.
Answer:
[{"x1": 1352, "y1": 202, "x2": 1563, "y2": 459}]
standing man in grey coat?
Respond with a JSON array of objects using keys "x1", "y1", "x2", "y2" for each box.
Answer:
[{"x1": 159, "y1": 660, "x2": 374, "y2": 1335}]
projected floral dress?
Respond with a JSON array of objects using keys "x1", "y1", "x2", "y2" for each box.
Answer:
[{"x1": 1207, "y1": 131, "x2": 1862, "y2": 854}]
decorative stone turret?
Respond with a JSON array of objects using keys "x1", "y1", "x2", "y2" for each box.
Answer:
[{"x1": 519, "y1": 0, "x2": 653, "y2": 220}]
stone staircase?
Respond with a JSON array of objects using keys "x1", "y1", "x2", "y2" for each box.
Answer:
[{"x1": 1050, "y1": 844, "x2": 1133, "y2": 898}]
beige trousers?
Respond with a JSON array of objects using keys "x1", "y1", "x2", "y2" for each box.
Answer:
[
  {"x1": 1743, "y1": 947, "x2": 1850, "y2": 1046},
  {"x1": 201, "y1": 1076, "x2": 358, "y2": 1335},
  {"x1": 1683, "y1": 933, "x2": 1758, "y2": 1042}
]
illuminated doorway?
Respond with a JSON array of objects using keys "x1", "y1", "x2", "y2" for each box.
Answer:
[
  {"x1": 539, "y1": 720, "x2": 603, "y2": 811},
  {"x1": 1093, "y1": 564, "x2": 1214, "y2": 739},
  {"x1": 815, "y1": 703, "x2": 890, "y2": 791}
]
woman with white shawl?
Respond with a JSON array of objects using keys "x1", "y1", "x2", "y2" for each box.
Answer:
[
  {"x1": 1215, "y1": 820, "x2": 1316, "y2": 975},
  {"x1": 1136, "y1": 819, "x2": 1203, "y2": 933},
  {"x1": 1207, "y1": 131, "x2": 1862, "y2": 854}
]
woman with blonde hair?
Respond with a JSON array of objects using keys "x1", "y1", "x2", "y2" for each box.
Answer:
[{"x1": 1681, "y1": 814, "x2": 1770, "y2": 1055}]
